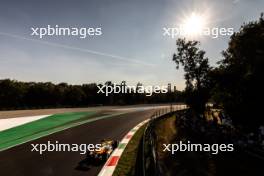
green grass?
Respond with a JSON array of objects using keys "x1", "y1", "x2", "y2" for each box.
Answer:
[
  {"x1": 0, "y1": 111, "x2": 96, "y2": 151},
  {"x1": 113, "y1": 124, "x2": 147, "y2": 176}
]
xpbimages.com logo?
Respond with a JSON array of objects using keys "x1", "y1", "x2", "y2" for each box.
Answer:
[
  {"x1": 31, "y1": 25, "x2": 102, "y2": 39},
  {"x1": 163, "y1": 26, "x2": 234, "y2": 39},
  {"x1": 97, "y1": 83, "x2": 168, "y2": 96}
]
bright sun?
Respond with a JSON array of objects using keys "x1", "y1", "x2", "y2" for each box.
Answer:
[{"x1": 182, "y1": 12, "x2": 206, "y2": 37}]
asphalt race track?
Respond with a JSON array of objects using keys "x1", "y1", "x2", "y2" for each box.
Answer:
[{"x1": 0, "y1": 108, "x2": 156, "y2": 176}]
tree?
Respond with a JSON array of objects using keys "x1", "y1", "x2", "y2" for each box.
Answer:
[
  {"x1": 0, "y1": 79, "x2": 26, "y2": 109},
  {"x1": 212, "y1": 14, "x2": 264, "y2": 130},
  {"x1": 173, "y1": 38, "x2": 211, "y2": 113}
]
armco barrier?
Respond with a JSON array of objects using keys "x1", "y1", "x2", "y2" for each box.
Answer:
[
  {"x1": 98, "y1": 104, "x2": 187, "y2": 176},
  {"x1": 142, "y1": 104, "x2": 187, "y2": 176}
]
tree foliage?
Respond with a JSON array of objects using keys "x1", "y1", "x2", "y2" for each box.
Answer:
[
  {"x1": 211, "y1": 14, "x2": 264, "y2": 130},
  {"x1": 0, "y1": 79, "x2": 183, "y2": 110},
  {"x1": 173, "y1": 38, "x2": 211, "y2": 113}
]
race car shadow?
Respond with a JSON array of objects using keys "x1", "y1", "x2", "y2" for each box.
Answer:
[{"x1": 75, "y1": 157, "x2": 105, "y2": 171}]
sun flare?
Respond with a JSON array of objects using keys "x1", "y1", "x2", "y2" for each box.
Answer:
[{"x1": 182, "y1": 12, "x2": 207, "y2": 37}]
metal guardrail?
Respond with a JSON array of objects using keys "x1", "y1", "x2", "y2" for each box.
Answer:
[{"x1": 141, "y1": 104, "x2": 187, "y2": 176}]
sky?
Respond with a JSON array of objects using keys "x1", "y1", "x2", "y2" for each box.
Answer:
[{"x1": 0, "y1": 0, "x2": 263, "y2": 90}]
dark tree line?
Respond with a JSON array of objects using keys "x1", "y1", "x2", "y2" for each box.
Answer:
[
  {"x1": 210, "y1": 14, "x2": 264, "y2": 131},
  {"x1": 173, "y1": 14, "x2": 264, "y2": 131},
  {"x1": 0, "y1": 79, "x2": 183, "y2": 110}
]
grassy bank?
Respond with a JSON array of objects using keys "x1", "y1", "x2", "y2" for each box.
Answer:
[
  {"x1": 113, "y1": 124, "x2": 147, "y2": 176},
  {"x1": 154, "y1": 111, "x2": 264, "y2": 176}
]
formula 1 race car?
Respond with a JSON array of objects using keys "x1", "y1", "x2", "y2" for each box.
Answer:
[
  {"x1": 87, "y1": 139, "x2": 119, "y2": 162},
  {"x1": 76, "y1": 139, "x2": 119, "y2": 170}
]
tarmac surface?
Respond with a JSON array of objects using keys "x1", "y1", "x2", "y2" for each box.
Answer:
[{"x1": 0, "y1": 108, "x2": 156, "y2": 176}]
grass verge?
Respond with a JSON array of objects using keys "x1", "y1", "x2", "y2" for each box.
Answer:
[{"x1": 113, "y1": 123, "x2": 147, "y2": 176}]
